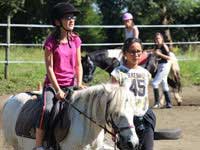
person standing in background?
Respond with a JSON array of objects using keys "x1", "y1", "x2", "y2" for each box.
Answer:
[
  {"x1": 123, "y1": 12, "x2": 139, "y2": 40},
  {"x1": 152, "y1": 32, "x2": 172, "y2": 109}
]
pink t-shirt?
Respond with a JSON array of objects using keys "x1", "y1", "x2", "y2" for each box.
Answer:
[{"x1": 44, "y1": 34, "x2": 81, "y2": 87}]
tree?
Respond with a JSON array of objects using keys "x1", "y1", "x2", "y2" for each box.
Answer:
[
  {"x1": 96, "y1": 0, "x2": 126, "y2": 46},
  {"x1": 0, "y1": 0, "x2": 25, "y2": 18},
  {"x1": 72, "y1": 0, "x2": 106, "y2": 51}
]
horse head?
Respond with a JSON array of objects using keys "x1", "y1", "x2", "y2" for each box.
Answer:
[
  {"x1": 82, "y1": 55, "x2": 96, "y2": 83},
  {"x1": 102, "y1": 84, "x2": 139, "y2": 149},
  {"x1": 82, "y1": 53, "x2": 120, "y2": 83},
  {"x1": 72, "y1": 84, "x2": 139, "y2": 150}
]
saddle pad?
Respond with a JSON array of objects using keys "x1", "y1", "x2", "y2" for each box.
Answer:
[
  {"x1": 15, "y1": 98, "x2": 42, "y2": 139},
  {"x1": 138, "y1": 51, "x2": 148, "y2": 65},
  {"x1": 15, "y1": 94, "x2": 71, "y2": 144}
]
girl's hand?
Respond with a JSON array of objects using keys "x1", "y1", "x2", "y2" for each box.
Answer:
[
  {"x1": 56, "y1": 89, "x2": 66, "y2": 101},
  {"x1": 78, "y1": 84, "x2": 87, "y2": 89}
]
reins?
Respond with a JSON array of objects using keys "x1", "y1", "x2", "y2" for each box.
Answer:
[
  {"x1": 64, "y1": 97, "x2": 116, "y2": 137},
  {"x1": 63, "y1": 88, "x2": 134, "y2": 150}
]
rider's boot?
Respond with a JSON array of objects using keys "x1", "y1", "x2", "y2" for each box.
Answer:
[
  {"x1": 152, "y1": 88, "x2": 160, "y2": 109},
  {"x1": 164, "y1": 91, "x2": 172, "y2": 108}
]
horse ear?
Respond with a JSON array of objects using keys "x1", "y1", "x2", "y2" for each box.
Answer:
[{"x1": 86, "y1": 54, "x2": 92, "y2": 61}]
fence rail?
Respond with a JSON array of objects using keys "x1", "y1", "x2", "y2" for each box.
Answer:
[
  {"x1": 1, "y1": 16, "x2": 200, "y2": 79},
  {"x1": 1, "y1": 41, "x2": 200, "y2": 47},
  {"x1": 1, "y1": 23, "x2": 200, "y2": 28}
]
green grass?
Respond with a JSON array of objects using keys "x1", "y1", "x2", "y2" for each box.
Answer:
[
  {"x1": 0, "y1": 46, "x2": 199, "y2": 95},
  {"x1": 178, "y1": 50, "x2": 200, "y2": 86},
  {"x1": 180, "y1": 60, "x2": 200, "y2": 86}
]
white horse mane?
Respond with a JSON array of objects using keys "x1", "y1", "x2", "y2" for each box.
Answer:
[{"x1": 71, "y1": 83, "x2": 135, "y2": 123}]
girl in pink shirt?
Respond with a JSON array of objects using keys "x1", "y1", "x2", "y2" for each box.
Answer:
[{"x1": 34, "y1": 2, "x2": 85, "y2": 150}]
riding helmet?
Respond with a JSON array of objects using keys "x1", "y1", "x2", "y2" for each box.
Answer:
[
  {"x1": 122, "y1": 12, "x2": 133, "y2": 21},
  {"x1": 51, "y1": 2, "x2": 80, "y2": 25}
]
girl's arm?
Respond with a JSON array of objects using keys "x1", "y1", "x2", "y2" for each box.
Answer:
[
  {"x1": 133, "y1": 26, "x2": 139, "y2": 39},
  {"x1": 155, "y1": 44, "x2": 171, "y2": 60},
  {"x1": 76, "y1": 46, "x2": 85, "y2": 88},
  {"x1": 44, "y1": 48, "x2": 65, "y2": 99}
]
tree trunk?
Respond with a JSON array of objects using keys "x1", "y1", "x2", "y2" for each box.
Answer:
[{"x1": 160, "y1": 5, "x2": 173, "y2": 51}]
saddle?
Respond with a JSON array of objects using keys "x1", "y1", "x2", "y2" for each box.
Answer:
[
  {"x1": 138, "y1": 51, "x2": 148, "y2": 65},
  {"x1": 15, "y1": 92, "x2": 71, "y2": 145}
]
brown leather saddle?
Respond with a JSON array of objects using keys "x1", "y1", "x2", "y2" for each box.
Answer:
[{"x1": 15, "y1": 92, "x2": 71, "y2": 144}]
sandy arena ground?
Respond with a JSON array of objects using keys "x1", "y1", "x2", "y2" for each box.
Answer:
[{"x1": 0, "y1": 85, "x2": 200, "y2": 150}]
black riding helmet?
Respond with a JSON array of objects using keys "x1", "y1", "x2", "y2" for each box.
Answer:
[{"x1": 51, "y1": 2, "x2": 80, "y2": 26}]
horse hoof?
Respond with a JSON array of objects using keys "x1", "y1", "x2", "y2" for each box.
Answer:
[
  {"x1": 154, "y1": 128, "x2": 182, "y2": 140},
  {"x1": 178, "y1": 102, "x2": 182, "y2": 106}
]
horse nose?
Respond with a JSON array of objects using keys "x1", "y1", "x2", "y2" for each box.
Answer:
[
  {"x1": 83, "y1": 75, "x2": 93, "y2": 83},
  {"x1": 127, "y1": 136, "x2": 139, "y2": 150},
  {"x1": 127, "y1": 141, "x2": 134, "y2": 149}
]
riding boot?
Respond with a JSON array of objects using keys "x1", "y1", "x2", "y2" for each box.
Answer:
[
  {"x1": 153, "y1": 88, "x2": 160, "y2": 109},
  {"x1": 164, "y1": 91, "x2": 172, "y2": 108}
]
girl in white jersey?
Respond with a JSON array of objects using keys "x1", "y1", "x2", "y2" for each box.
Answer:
[
  {"x1": 123, "y1": 12, "x2": 139, "y2": 40},
  {"x1": 111, "y1": 38, "x2": 156, "y2": 150}
]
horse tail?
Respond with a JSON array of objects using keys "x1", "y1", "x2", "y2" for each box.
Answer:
[
  {"x1": 175, "y1": 70, "x2": 182, "y2": 92},
  {"x1": 168, "y1": 52, "x2": 182, "y2": 92},
  {"x1": 168, "y1": 65, "x2": 182, "y2": 93}
]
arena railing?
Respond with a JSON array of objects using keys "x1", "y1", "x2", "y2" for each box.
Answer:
[{"x1": 0, "y1": 20, "x2": 200, "y2": 78}]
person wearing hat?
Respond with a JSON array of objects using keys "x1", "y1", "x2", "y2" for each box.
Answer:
[
  {"x1": 34, "y1": 2, "x2": 86, "y2": 150},
  {"x1": 123, "y1": 12, "x2": 139, "y2": 40}
]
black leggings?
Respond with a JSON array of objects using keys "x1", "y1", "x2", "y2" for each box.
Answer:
[
  {"x1": 134, "y1": 109, "x2": 156, "y2": 150},
  {"x1": 140, "y1": 126, "x2": 154, "y2": 150},
  {"x1": 36, "y1": 86, "x2": 56, "y2": 129}
]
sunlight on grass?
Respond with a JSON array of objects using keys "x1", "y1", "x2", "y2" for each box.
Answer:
[{"x1": 0, "y1": 46, "x2": 199, "y2": 95}]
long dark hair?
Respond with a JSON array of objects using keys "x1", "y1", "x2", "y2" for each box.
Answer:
[
  {"x1": 154, "y1": 32, "x2": 164, "y2": 43},
  {"x1": 50, "y1": 26, "x2": 79, "y2": 49},
  {"x1": 122, "y1": 38, "x2": 142, "y2": 53}
]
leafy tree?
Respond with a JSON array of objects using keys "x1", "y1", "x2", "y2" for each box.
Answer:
[
  {"x1": 96, "y1": 0, "x2": 126, "y2": 46},
  {"x1": 0, "y1": 0, "x2": 25, "y2": 18},
  {"x1": 0, "y1": 0, "x2": 26, "y2": 42},
  {"x1": 75, "y1": 1, "x2": 106, "y2": 51}
]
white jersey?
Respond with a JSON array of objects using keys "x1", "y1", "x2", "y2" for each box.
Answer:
[{"x1": 111, "y1": 65, "x2": 151, "y2": 116}]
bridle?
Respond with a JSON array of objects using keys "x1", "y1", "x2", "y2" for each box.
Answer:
[
  {"x1": 107, "y1": 115, "x2": 135, "y2": 150},
  {"x1": 64, "y1": 91, "x2": 135, "y2": 149}
]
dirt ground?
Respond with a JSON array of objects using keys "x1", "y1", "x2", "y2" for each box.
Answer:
[{"x1": 0, "y1": 85, "x2": 200, "y2": 150}]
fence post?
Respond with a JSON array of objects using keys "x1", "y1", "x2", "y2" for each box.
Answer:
[{"x1": 4, "y1": 15, "x2": 11, "y2": 79}]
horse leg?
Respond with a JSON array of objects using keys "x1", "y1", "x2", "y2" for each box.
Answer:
[
  {"x1": 173, "y1": 89, "x2": 182, "y2": 106},
  {"x1": 160, "y1": 94, "x2": 165, "y2": 107}
]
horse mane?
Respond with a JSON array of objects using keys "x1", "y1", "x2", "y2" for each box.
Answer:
[{"x1": 71, "y1": 83, "x2": 134, "y2": 123}]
